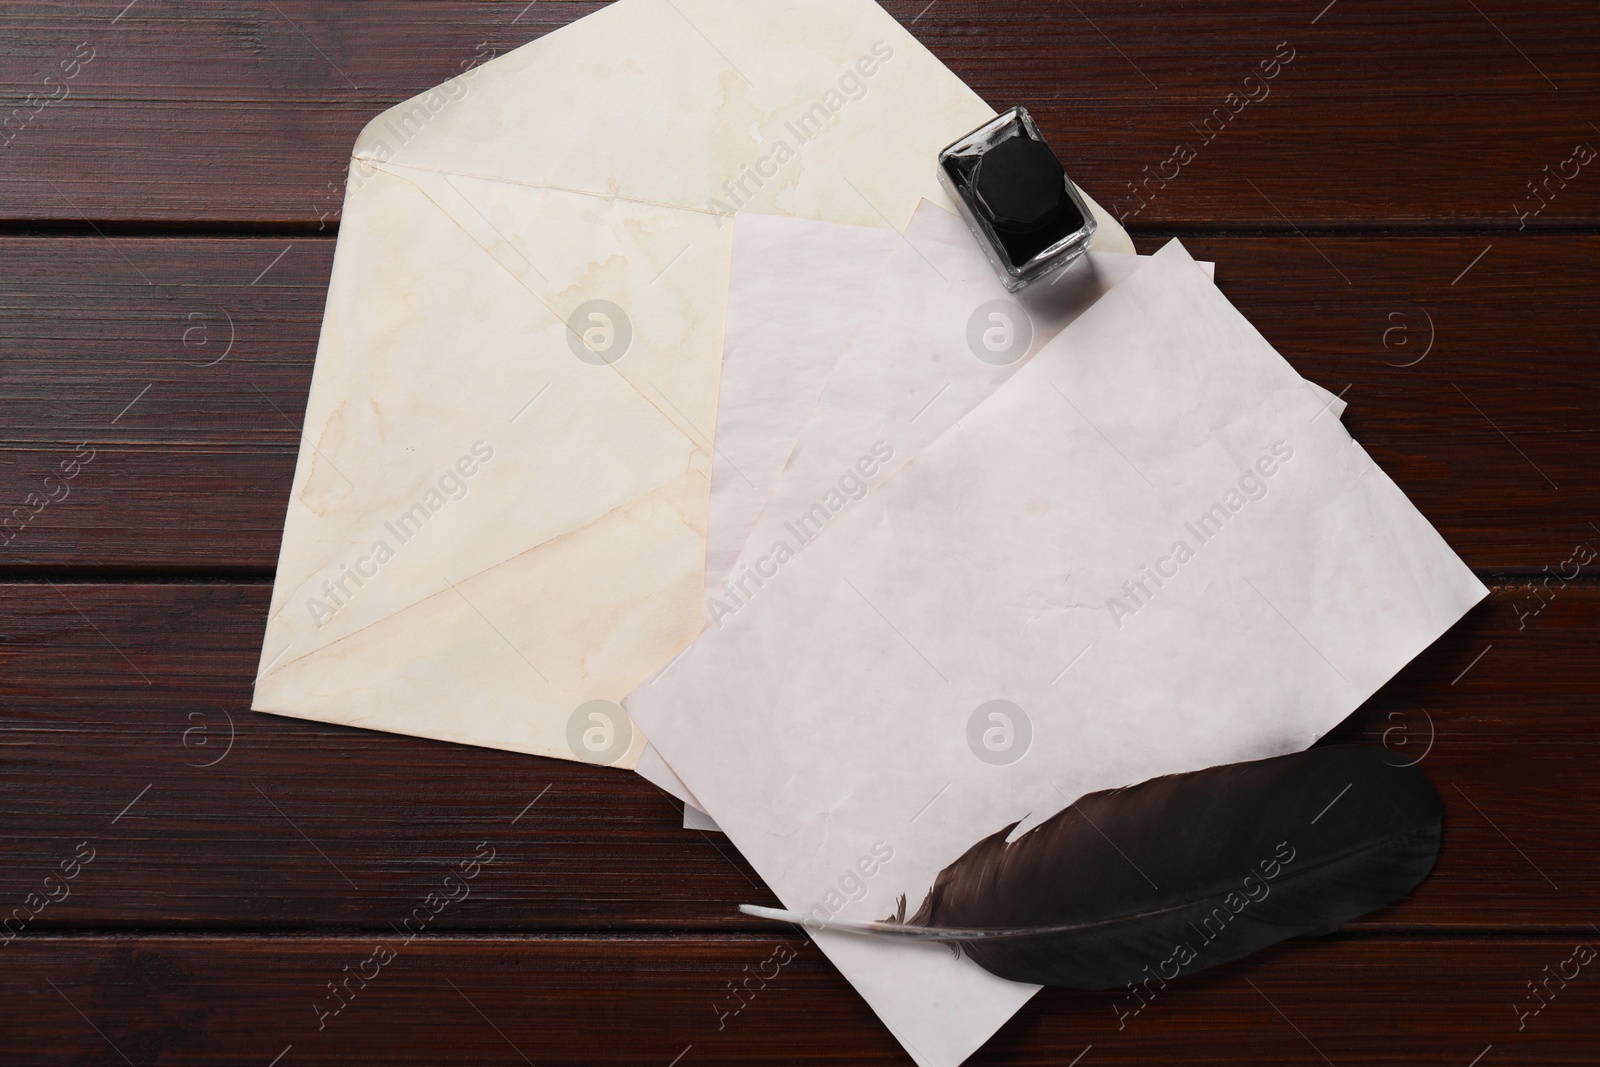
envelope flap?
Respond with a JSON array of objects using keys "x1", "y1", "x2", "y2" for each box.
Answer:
[
  {"x1": 260, "y1": 164, "x2": 709, "y2": 672},
  {"x1": 355, "y1": 0, "x2": 992, "y2": 230},
  {"x1": 257, "y1": 470, "x2": 710, "y2": 769}
]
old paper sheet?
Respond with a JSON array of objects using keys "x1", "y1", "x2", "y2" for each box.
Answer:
[{"x1": 627, "y1": 241, "x2": 1484, "y2": 1065}]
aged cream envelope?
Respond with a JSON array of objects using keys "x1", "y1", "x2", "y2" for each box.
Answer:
[
  {"x1": 626, "y1": 241, "x2": 1485, "y2": 1065},
  {"x1": 251, "y1": 0, "x2": 1133, "y2": 766}
]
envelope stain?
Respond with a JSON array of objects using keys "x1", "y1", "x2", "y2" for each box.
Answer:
[
  {"x1": 555, "y1": 224, "x2": 710, "y2": 449},
  {"x1": 556, "y1": 250, "x2": 630, "y2": 326},
  {"x1": 300, "y1": 401, "x2": 353, "y2": 517}
]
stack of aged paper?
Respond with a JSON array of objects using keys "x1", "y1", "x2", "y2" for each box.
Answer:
[
  {"x1": 627, "y1": 223, "x2": 1484, "y2": 1064},
  {"x1": 635, "y1": 201, "x2": 1345, "y2": 824}
]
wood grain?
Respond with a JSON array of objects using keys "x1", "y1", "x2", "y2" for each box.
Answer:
[
  {"x1": 0, "y1": 1, "x2": 1596, "y2": 225},
  {"x1": 4, "y1": 1, "x2": 1598, "y2": 1062},
  {"x1": 0, "y1": 580, "x2": 1594, "y2": 932},
  {"x1": 1, "y1": 934, "x2": 1593, "y2": 1065},
  {"x1": 0, "y1": 235, "x2": 1595, "y2": 571}
]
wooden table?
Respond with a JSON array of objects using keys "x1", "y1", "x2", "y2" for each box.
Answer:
[{"x1": 2, "y1": 2, "x2": 1596, "y2": 1063}]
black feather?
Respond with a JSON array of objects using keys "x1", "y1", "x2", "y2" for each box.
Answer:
[{"x1": 742, "y1": 745, "x2": 1442, "y2": 988}]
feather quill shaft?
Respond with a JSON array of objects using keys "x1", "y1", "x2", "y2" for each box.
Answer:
[{"x1": 738, "y1": 898, "x2": 1273, "y2": 940}]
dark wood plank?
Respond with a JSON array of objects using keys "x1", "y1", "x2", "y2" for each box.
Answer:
[
  {"x1": 0, "y1": 0, "x2": 603, "y2": 225},
  {"x1": 1, "y1": 934, "x2": 1594, "y2": 1064},
  {"x1": 0, "y1": 235, "x2": 325, "y2": 570},
  {"x1": 1, "y1": 579, "x2": 1595, "y2": 932},
  {"x1": 1, "y1": 234, "x2": 1594, "y2": 570},
  {"x1": 2, "y1": 1, "x2": 1597, "y2": 225}
]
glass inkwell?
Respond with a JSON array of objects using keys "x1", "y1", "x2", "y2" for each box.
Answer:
[{"x1": 938, "y1": 107, "x2": 1097, "y2": 292}]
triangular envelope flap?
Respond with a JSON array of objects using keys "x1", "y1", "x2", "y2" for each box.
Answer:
[
  {"x1": 256, "y1": 471, "x2": 707, "y2": 768},
  {"x1": 355, "y1": 0, "x2": 992, "y2": 228},
  {"x1": 261, "y1": 165, "x2": 704, "y2": 669}
]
